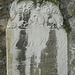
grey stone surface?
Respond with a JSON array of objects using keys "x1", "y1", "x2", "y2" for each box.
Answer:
[
  {"x1": 0, "y1": 0, "x2": 75, "y2": 75},
  {"x1": 67, "y1": 2, "x2": 75, "y2": 75},
  {"x1": 6, "y1": 1, "x2": 67, "y2": 75},
  {"x1": 40, "y1": 30, "x2": 57, "y2": 75},
  {"x1": 16, "y1": 30, "x2": 27, "y2": 75},
  {"x1": 67, "y1": 1, "x2": 75, "y2": 16},
  {"x1": 0, "y1": 0, "x2": 11, "y2": 75},
  {"x1": 58, "y1": 0, "x2": 75, "y2": 74}
]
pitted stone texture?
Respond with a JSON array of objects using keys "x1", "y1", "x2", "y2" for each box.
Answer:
[
  {"x1": 67, "y1": 1, "x2": 75, "y2": 16},
  {"x1": 69, "y1": 16, "x2": 75, "y2": 29},
  {"x1": 40, "y1": 30, "x2": 57, "y2": 75},
  {"x1": 68, "y1": 13, "x2": 75, "y2": 75},
  {"x1": 69, "y1": 29, "x2": 75, "y2": 75}
]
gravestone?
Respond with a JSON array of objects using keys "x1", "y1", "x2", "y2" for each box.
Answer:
[{"x1": 6, "y1": 1, "x2": 68, "y2": 75}]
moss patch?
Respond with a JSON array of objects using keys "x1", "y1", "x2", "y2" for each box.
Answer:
[{"x1": 63, "y1": 19, "x2": 71, "y2": 34}]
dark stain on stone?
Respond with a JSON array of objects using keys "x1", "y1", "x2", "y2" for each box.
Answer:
[
  {"x1": 16, "y1": 30, "x2": 28, "y2": 75},
  {"x1": 30, "y1": 55, "x2": 40, "y2": 75},
  {"x1": 23, "y1": 11, "x2": 31, "y2": 22},
  {"x1": 19, "y1": 11, "x2": 31, "y2": 29},
  {"x1": 17, "y1": 65, "x2": 25, "y2": 75},
  {"x1": 0, "y1": 25, "x2": 5, "y2": 36},
  {"x1": 16, "y1": 10, "x2": 31, "y2": 74},
  {"x1": 19, "y1": 14, "x2": 22, "y2": 21},
  {"x1": 47, "y1": 14, "x2": 52, "y2": 26},
  {"x1": 40, "y1": 30, "x2": 58, "y2": 75},
  {"x1": 47, "y1": 15, "x2": 58, "y2": 29},
  {"x1": 30, "y1": 55, "x2": 35, "y2": 75}
]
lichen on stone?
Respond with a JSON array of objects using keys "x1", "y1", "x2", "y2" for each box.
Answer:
[{"x1": 63, "y1": 19, "x2": 71, "y2": 34}]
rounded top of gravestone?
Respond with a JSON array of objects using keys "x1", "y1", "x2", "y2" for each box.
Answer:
[{"x1": 7, "y1": 1, "x2": 63, "y2": 29}]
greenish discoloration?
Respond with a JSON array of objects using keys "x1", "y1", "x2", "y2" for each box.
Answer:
[
  {"x1": 63, "y1": 21, "x2": 71, "y2": 34},
  {"x1": 58, "y1": 3, "x2": 71, "y2": 33}
]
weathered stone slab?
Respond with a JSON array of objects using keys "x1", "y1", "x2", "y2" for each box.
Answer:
[{"x1": 6, "y1": 1, "x2": 68, "y2": 75}]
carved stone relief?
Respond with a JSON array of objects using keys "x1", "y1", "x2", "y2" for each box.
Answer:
[{"x1": 6, "y1": 1, "x2": 68, "y2": 75}]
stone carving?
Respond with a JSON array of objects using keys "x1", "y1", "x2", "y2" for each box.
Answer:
[
  {"x1": 28, "y1": 7, "x2": 45, "y2": 28},
  {"x1": 6, "y1": 1, "x2": 68, "y2": 75},
  {"x1": 7, "y1": 1, "x2": 63, "y2": 29},
  {"x1": 7, "y1": 1, "x2": 34, "y2": 29}
]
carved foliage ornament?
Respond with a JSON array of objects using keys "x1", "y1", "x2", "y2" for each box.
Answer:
[{"x1": 7, "y1": 1, "x2": 63, "y2": 30}]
